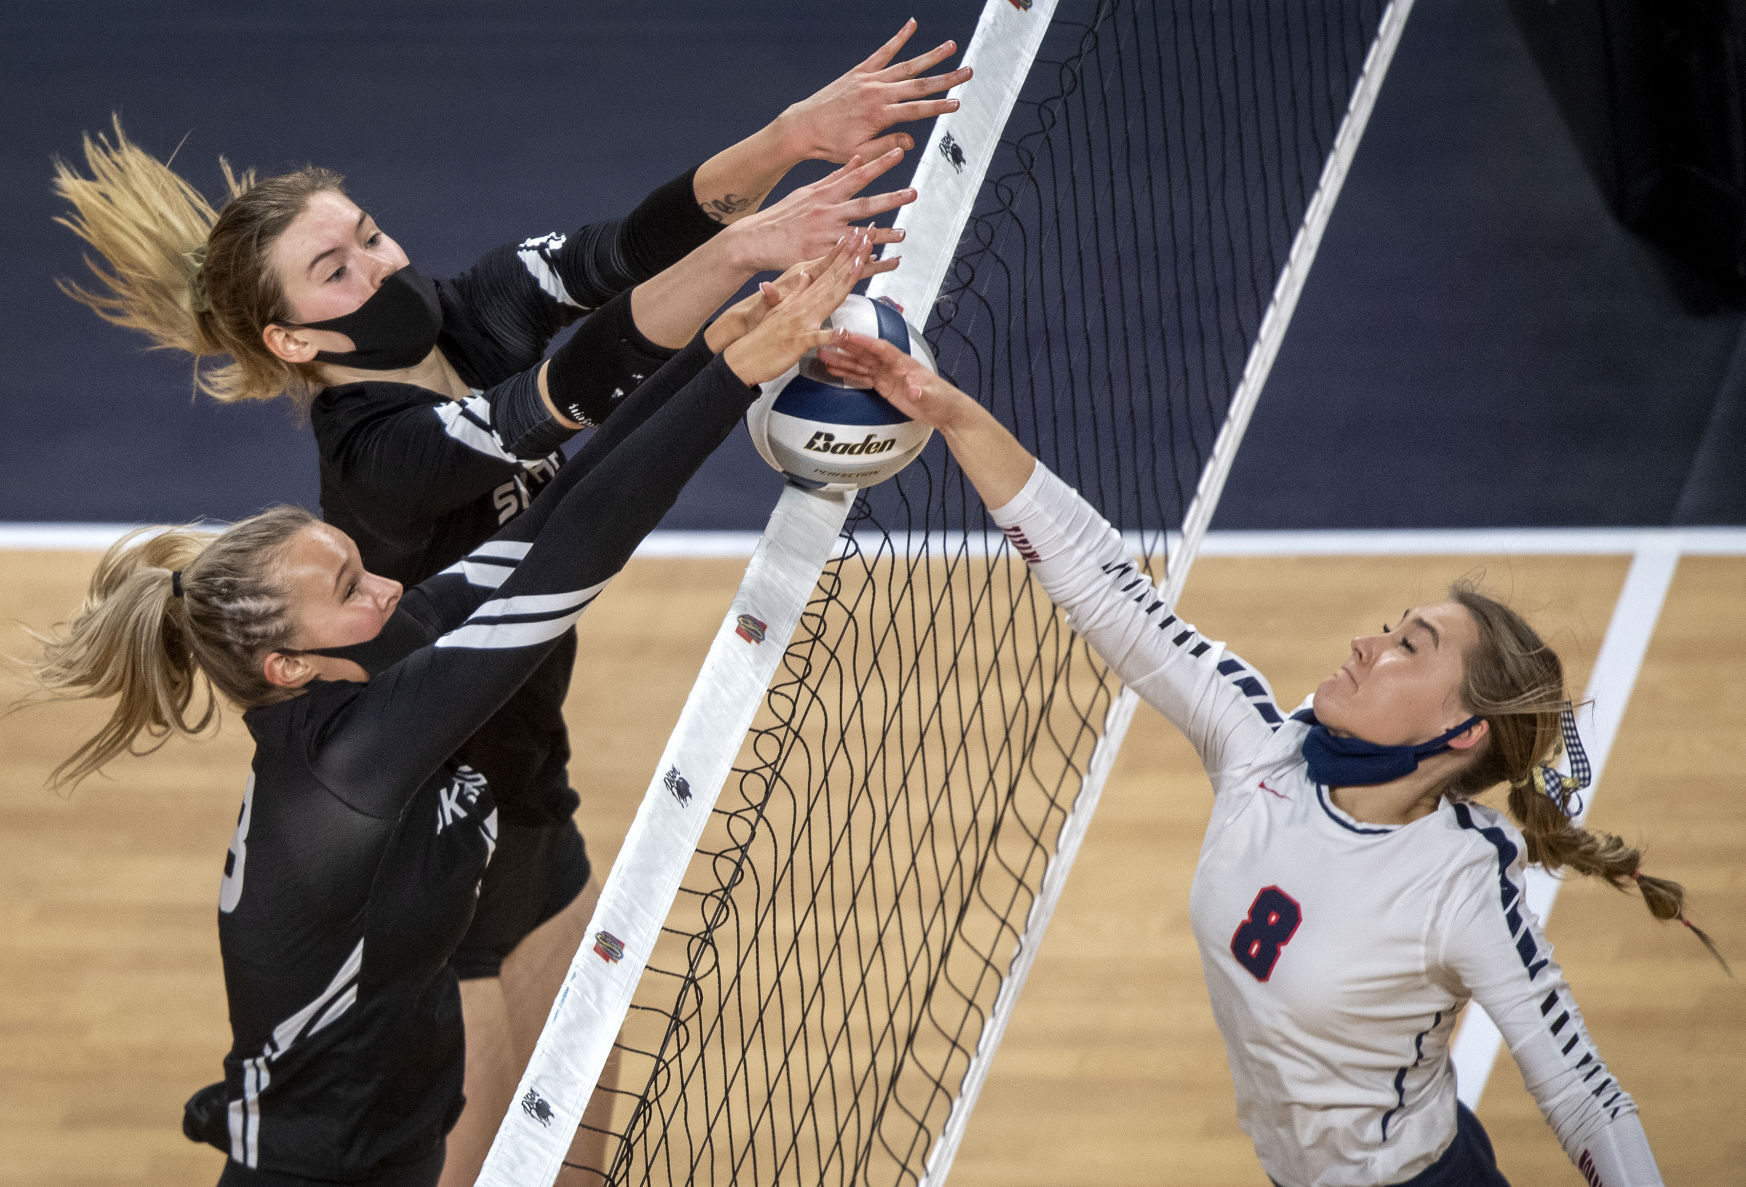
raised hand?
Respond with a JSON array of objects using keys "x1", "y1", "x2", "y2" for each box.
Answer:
[
  {"x1": 817, "y1": 330, "x2": 974, "y2": 431},
  {"x1": 725, "y1": 150, "x2": 913, "y2": 276},
  {"x1": 778, "y1": 20, "x2": 974, "y2": 164},
  {"x1": 723, "y1": 231, "x2": 873, "y2": 386},
  {"x1": 704, "y1": 251, "x2": 827, "y2": 351}
]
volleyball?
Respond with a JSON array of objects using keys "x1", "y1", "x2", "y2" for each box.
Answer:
[{"x1": 745, "y1": 293, "x2": 937, "y2": 492}]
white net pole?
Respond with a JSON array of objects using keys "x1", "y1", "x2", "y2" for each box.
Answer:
[
  {"x1": 916, "y1": 3, "x2": 1419, "y2": 1181},
  {"x1": 477, "y1": 484, "x2": 852, "y2": 1186},
  {"x1": 477, "y1": 3, "x2": 1061, "y2": 1181}
]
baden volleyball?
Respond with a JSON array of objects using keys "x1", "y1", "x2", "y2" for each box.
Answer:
[{"x1": 746, "y1": 293, "x2": 937, "y2": 492}]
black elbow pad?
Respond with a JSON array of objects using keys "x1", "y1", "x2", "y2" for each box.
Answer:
[{"x1": 545, "y1": 289, "x2": 675, "y2": 427}]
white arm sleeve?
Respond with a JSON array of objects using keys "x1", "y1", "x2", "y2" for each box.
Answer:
[
  {"x1": 986, "y1": 463, "x2": 1285, "y2": 779},
  {"x1": 1436, "y1": 811, "x2": 1663, "y2": 1185},
  {"x1": 1570, "y1": 1112, "x2": 1663, "y2": 1187}
]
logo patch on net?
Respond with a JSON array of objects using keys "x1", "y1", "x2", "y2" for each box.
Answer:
[
  {"x1": 593, "y1": 931, "x2": 625, "y2": 963},
  {"x1": 664, "y1": 765, "x2": 693, "y2": 806},
  {"x1": 1007, "y1": 0, "x2": 1035, "y2": 8},
  {"x1": 521, "y1": 1088, "x2": 555, "y2": 1127},
  {"x1": 939, "y1": 133, "x2": 968, "y2": 173},
  {"x1": 735, "y1": 614, "x2": 767, "y2": 645}
]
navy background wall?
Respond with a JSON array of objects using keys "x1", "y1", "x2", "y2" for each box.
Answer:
[{"x1": 3, "y1": 0, "x2": 1739, "y2": 531}]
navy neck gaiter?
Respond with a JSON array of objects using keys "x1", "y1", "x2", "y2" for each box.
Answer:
[{"x1": 1301, "y1": 713, "x2": 1481, "y2": 787}]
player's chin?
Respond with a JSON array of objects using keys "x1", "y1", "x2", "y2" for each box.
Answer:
[{"x1": 1312, "y1": 675, "x2": 1349, "y2": 718}]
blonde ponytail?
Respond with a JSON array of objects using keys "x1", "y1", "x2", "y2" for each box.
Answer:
[
  {"x1": 52, "y1": 116, "x2": 221, "y2": 356},
  {"x1": 27, "y1": 526, "x2": 216, "y2": 787},
  {"x1": 52, "y1": 116, "x2": 342, "y2": 406},
  {"x1": 23, "y1": 506, "x2": 317, "y2": 788}
]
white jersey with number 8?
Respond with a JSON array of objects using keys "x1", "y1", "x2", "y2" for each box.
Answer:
[{"x1": 987, "y1": 463, "x2": 1662, "y2": 1187}]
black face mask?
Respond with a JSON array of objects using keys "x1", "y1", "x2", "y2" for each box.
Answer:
[
  {"x1": 285, "y1": 264, "x2": 443, "y2": 371},
  {"x1": 296, "y1": 604, "x2": 432, "y2": 678}
]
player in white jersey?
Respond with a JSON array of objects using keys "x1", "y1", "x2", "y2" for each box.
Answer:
[{"x1": 819, "y1": 332, "x2": 1723, "y2": 1187}]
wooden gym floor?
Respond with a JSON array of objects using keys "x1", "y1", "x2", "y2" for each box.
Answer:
[{"x1": 2, "y1": 546, "x2": 1740, "y2": 1185}]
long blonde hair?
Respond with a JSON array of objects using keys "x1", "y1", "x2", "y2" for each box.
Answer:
[
  {"x1": 25, "y1": 506, "x2": 316, "y2": 788},
  {"x1": 1445, "y1": 580, "x2": 1724, "y2": 968},
  {"x1": 52, "y1": 116, "x2": 343, "y2": 407}
]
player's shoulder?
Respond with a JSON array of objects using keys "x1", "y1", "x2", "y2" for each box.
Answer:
[
  {"x1": 1212, "y1": 704, "x2": 1314, "y2": 795},
  {"x1": 1427, "y1": 797, "x2": 1529, "y2": 880},
  {"x1": 311, "y1": 380, "x2": 444, "y2": 426},
  {"x1": 310, "y1": 380, "x2": 450, "y2": 460},
  {"x1": 244, "y1": 681, "x2": 368, "y2": 759}
]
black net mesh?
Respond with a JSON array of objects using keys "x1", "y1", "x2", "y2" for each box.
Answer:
[{"x1": 587, "y1": 2, "x2": 1388, "y2": 1182}]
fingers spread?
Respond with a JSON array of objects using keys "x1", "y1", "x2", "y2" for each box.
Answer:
[
  {"x1": 853, "y1": 132, "x2": 910, "y2": 161},
  {"x1": 833, "y1": 148, "x2": 906, "y2": 191},
  {"x1": 889, "y1": 98, "x2": 962, "y2": 129},
  {"x1": 907, "y1": 66, "x2": 973, "y2": 99},
  {"x1": 890, "y1": 39, "x2": 957, "y2": 79},
  {"x1": 849, "y1": 189, "x2": 917, "y2": 219},
  {"x1": 858, "y1": 18, "x2": 917, "y2": 72}
]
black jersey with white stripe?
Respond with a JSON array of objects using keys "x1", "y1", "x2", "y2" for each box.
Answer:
[
  {"x1": 311, "y1": 167, "x2": 720, "y2": 587},
  {"x1": 308, "y1": 172, "x2": 718, "y2": 823},
  {"x1": 212, "y1": 345, "x2": 760, "y2": 1182}
]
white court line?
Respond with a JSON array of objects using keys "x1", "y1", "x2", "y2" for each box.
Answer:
[
  {"x1": 6, "y1": 523, "x2": 1746, "y2": 557},
  {"x1": 1449, "y1": 542, "x2": 1682, "y2": 1106}
]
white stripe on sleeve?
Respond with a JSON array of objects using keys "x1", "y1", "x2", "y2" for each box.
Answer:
[
  {"x1": 434, "y1": 581, "x2": 609, "y2": 651},
  {"x1": 516, "y1": 232, "x2": 582, "y2": 307}
]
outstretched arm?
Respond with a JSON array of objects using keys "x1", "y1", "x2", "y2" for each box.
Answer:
[
  {"x1": 820, "y1": 332, "x2": 1287, "y2": 775},
  {"x1": 312, "y1": 236, "x2": 874, "y2": 809},
  {"x1": 615, "y1": 149, "x2": 916, "y2": 354},
  {"x1": 615, "y1": 20, "x2": 970, "y2": 350},
  {"x1": 690, "y1": 20, "x2": 972, "y2": 223}
]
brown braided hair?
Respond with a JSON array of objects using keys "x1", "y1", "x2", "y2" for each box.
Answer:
[{"x1": 1444, "y1": 579, "x2": 1726, "y2": 971}]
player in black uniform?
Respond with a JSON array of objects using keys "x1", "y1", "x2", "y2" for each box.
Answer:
[
  {"x1": 52, "y1": 23, "x2": 970, "y2": 1179},
  {"x1": 27, "y1": 236, "x2": 873, "y2": 1187}
]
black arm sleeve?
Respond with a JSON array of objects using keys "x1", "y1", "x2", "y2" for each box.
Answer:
[
  {"x1": 440, "y1": 167, "x2": 721, "y2": 391},
  {"x1": 310, "y1": 341, "x2": 748, "y2": 813},
  {"x1": 543, "y1": 288, "x2": 675, "y2": 427},
  {"x1": 611, "y1": 166, "x2": 724, "y2": 281},
  {"x1": 459, "y1": 331, "x2": 719, "y2": 557}
]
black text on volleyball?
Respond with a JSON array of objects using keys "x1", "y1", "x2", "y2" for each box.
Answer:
[{"x1": 802, "y1": 431, "x2": 898, "y2": 456}]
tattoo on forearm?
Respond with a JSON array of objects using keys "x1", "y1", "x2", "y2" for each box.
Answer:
[{"x1": 701, "y1": 192, "x2": 756, "y2": 223}]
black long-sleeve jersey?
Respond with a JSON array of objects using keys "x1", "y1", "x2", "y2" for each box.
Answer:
[
  {"x1": 309, "y1": 167, "x2": 719, "y2": 826},
  {"x1": 212, "y1": 343, "x2": 758, "y2": 1183}
]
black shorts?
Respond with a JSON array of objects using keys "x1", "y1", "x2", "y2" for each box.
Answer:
[
  {"x1": 1391, "y1": 1101, "x2": 1509, "y2": 1187},
  {"x1": 452, "y1": 815, "x2": 591, "y2": 980},
  {"x1": 215, "y1": 1142, "x2": 443, "y2": 1187}
]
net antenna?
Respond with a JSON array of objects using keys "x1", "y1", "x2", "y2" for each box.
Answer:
[{"x1": 481, "y1": 2, "x2": 1413, "y2": 1183}]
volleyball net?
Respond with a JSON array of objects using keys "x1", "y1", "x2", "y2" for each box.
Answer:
[{"x1": 481, "y1": 1, "x2": 1408, "y2": 1183}]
